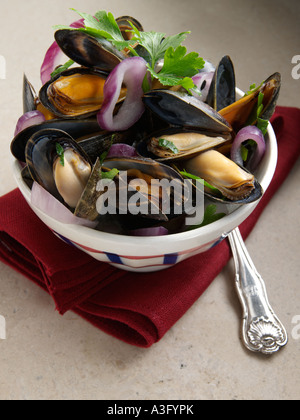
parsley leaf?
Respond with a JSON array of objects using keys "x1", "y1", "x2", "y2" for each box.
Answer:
[
  {"x1": 188, "y1": 204, "x2": 226, "y2": 230},
  {"x1": 55, "y1": 8, "x2": 127, "y2": 46},
  {"x1": 92, "y1": 10, "x2": 124, "y2": 42},
  {"x1": 148, "y1": 46, "x2": 204, "y2": 90},
  {"x1": 180, "y1": 170, "x2": 221, "y2": 195},
  {"x1": 158, "y1": 139, "x2": 179, "y2": 154},
  {"x1": 129, "y1": 26, "x2": 190, "y2": 68},
  {"x1": 51, "y1": 59, "x2": 74, "y2": 79},
  {"x1": 53, "y1": 9, "x2": 205, "y2": 93},
  {"x1": 70, "y1": 8, "x2": 101, "y2": 31},
  {"x1": 257, "y1": 117, "x2": 269, "y2": 135},
  {"x1": 101, "y1": 168, "x2": 119, "y2": 180},
  {"x1": 244, "y1": 81, "x2": 264, "y2": 97},
  {"x1": 56, "y1": 143, "x2": 65, "y2": 166},
  {"x1": 256, "y1": 91, "x2": 269, "y2": 135}
]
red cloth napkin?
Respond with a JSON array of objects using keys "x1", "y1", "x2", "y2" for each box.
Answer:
[{"x1": 0, "y1": 106, "x2": 299, "y2": 347}]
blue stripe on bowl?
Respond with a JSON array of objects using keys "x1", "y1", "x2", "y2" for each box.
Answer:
[
  {"x1": 106, "y1": 253, "x2": 124, "y2": 265},
  {"x1": 54, "y1": 232, "x2": 76, "y2": 247},
  {"x1": 163, "y1": 253, "x2": 179, "y2": 265}
]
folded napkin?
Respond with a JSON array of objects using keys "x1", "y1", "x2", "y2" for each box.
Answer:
[{"x1": 0, "y1": 106, "x2": 299, "y2": 347}]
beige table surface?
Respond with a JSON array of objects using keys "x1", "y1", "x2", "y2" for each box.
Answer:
[{"x1": 0, "y1": 0, "x2": 299, "y2": 401}]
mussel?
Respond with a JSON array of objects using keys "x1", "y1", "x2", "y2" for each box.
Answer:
[
  {"x1": 11, "y1": 118, "x2": 101, "y2": 162},
  {"x1": 206, "y1": 55, "x2": 236, "y2": 111},
  {"x1": 73, "y1": 156, "x2": 188, "y2": 231},
  {"x1": 101, "y1": 157, "x2": 187, "y2": 222},
  {"x1": 55, "y1": 29, "x2": 126, "y2": 72},
  {"x1": 141, "y1": 89, "x2": 233, "y2": 160},
  {"x1": 143, "y1": 90, "x2": 233, "y2": 134},
  {"x1": 23, "y1": 74, "x2": 56, "y2": 119},
  {"x1": 219, "y1": 72, "x2": 281, "y2": 132},
  {"x1": 39, "y1": 67, "x2": 126, "y2": 119},
  {"x1": 184, "y1": 150, "x2": 263, "y2": 203},
  {"x1": 146, "y1": 128, "x2": 230, "y2": 161},
  {"x1": 25, "y1": 129, "x2": 93, "y2": 208}
]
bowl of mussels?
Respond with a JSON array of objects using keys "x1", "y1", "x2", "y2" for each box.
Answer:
[{"x1": 11, "y1": 11, "x2": 280, "y2": 272}]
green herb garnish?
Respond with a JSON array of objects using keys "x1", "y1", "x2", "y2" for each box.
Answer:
[
  {"x1": 180, "y1": 170, "x2": 222, "y2": 196},
  {"x1": 51, "y1": 59, "x2": 75, "y2": 78},
  {"x1": 244, "y1": 81, "x2": 264, "y2": 97},
  {"x1": 240, "y1": 139, "x2": 257, "y2": 163},
  {"x1": 244, "y1": 84, "x2": 269, "y2": 135},
  {"x1": 56, "y1": 143, "x2": 65, "y2": 166},
  {"x1": 158, "y1": 139, "x2": 179, "y2": 155},
  {"x1": 188, "y1": 204, "x2": 226, "y2": 230},
  {"x1": 101, "y1": 168, "x2": 119, "y2": 180},
  {"x1": 256, "y1": 117, "x2": 269, "y2": 135},
  {"x1": 256, "y1": 92, "x2": 269, "y2": 135},
  {"x1": 55, "y1": 9, "x2": 205, "y2": 94}
]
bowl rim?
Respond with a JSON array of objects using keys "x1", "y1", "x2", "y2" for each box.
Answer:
[{"x1": 12, "y1": 88, "x2": 278, "y2": 256}]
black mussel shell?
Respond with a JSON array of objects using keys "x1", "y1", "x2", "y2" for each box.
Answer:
[
  {"x1": 260, "y1": 72, "x2": 281, "y2": 121},
  {"x1": 143, "y1": 90, "x2": 233, "y2": 135},
  {"x1": 25, "y1": 128, "x2": 92, "y2": 204},
  {"x1": 23, "y1": 74, "x2": 37, "y2": 114},
  {"x1": 11, "y1": 118, "x2": 101, "y2": 163},
  {"x1": 206, "y1": 55, "x2": 236, "y2": 112},
  {"x1": 55, "y1": 30, "x2": 126, "y2": 71}
]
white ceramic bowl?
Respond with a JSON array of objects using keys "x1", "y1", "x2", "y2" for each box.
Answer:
[{"x1": 12, "y1": 89, "x2": 278, "y2": 272}]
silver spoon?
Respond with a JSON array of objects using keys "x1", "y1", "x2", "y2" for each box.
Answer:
[{"x1": 228, "y1": 228, "x2": 288, "y2": 355}]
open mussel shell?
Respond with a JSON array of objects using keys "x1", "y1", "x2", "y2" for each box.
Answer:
[
  {"x1": 143, "y1": 90, "x2": 233, "y2": 135},
  {"x1": 25, "y1": 128, "x2": 92, "y2": 206},
  {"x1": 55, "y1": 30, "x2": 126, "y2": 72},
  {"x1": 219, "y1": 72, "x2": 281, "y2": 132},
  {"x1": 138, "y1": 126, "x2": 231, "y2": 162},
  {"x1": 102, "y1": 157, "x2": 187, "y2": 222},
  {"x1": 206, "y1": 55, "x2": 236, "y2": 112},
  {"x1": 11, "y1": 118, "x2": 101, "y2": 162},
  {"x1": 39, "y1": 67, "x2": 117, "y2": 119}
]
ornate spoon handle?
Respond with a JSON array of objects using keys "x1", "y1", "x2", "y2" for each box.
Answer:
[{"x1": 228, "y1": 228, "x2": 288, "y2": 355}]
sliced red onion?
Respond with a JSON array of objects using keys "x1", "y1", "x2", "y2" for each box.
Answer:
[
  {"x1": 130, "y1": 226, "x2": 169, "y2": 237},
  {"x1": 231, "y1": 126, "x2": 266, "y2": 170},
  {"x1": 40, "y1": 19, "x2": 85, "y2": 85},
  {"x1": 31, "y1": 182, "x2": 98, "y2": 229},
  {"x1": 107, "y1": 144, "x2": 139, "y2": 158},
  {"x1": 97, "y1": 57, "x2": 148, "y2": 131},
  {"x1": 192, "y1": 71, "x2": 215, "y2": 102},
  {"x1": 14, "y1": 111, "x2": 46, "y2": 137}
]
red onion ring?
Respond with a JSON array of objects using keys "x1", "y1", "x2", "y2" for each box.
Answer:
[
  {"x1": 14, "y1": 111, "x2": 46, "y2": 137},
  {"x1": 130, "y1": 226, "x2": 169, "y2": 237},
  {"x1": 31, "y1": 182, "x2": 98, "y2": 229},
  {"x1": 231, "y1": 125, "x2": 266, "y2": 170},
  {"x1": 97, "y1": 57, "x2": 148, "y2": 131},
  {"x1": 192, "y1": 71, "x2": 215, "y2": 102},
  {"x1": 107, "y1": 144, "x2": 139, "y2": 158},
  {"x1": 40, "y1": 19, "x2": 85, "y2": 84}
]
